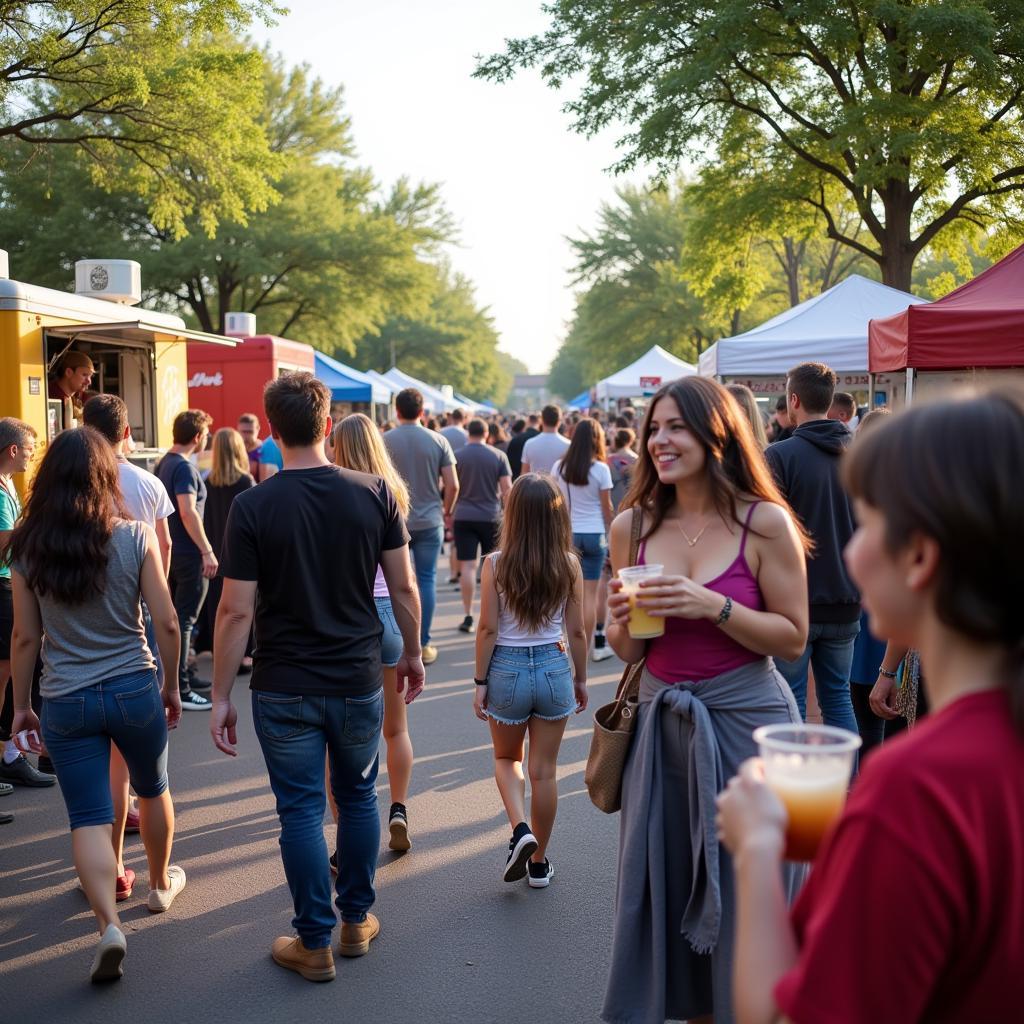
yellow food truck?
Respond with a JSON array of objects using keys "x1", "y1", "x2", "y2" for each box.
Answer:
[{"x1": 0, "y1": 256, "x2": 233, "y2": 481}]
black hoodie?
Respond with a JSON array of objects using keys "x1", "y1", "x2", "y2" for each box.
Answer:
[{"x1": 765, "y1": 419, "x2": 860, "y2": 622}]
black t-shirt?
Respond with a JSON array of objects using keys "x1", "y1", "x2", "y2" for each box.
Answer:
[
  {"x1": 506, "y1": 427, "x2": 539, "y2": 479},
  {"x1": 220, "y1": 465, "x2": 409, "y2": 696},
  {"x1": 156, "y1": 452, "x2": 206, "y2": 556},
  {"x1": 204, "y1": 474, "x2": 256, "y2": 560}
]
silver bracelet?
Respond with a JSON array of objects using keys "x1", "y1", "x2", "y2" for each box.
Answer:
[{"x1": 878, "y1": 667, "x2": 898, "y2": 679}]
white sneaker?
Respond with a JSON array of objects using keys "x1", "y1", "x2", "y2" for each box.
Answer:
[
  {"x1": 147, "y1": 865, "x2": 187, "y2": 913},
  {"x1": 90, "y1": 924, "x2": 127, "y2": 983},
  {"x1": 591, "y1": 636, "x2": 614, "y2": 662}
]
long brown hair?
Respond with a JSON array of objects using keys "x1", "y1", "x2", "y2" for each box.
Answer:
[
  {"x1": 725, "y1": 383, "x2": 768, "y2": 450},
  {"x1": 844, "y1": 387, "x2": 1024, "y2": 734},
  {"x1": 208, "y1": 427, "x2": 250, "y2": 487},
  {"x1": 495, "y1": 474, "x2": 577, "y2": 632},
  {"x1": 624, "y1": 376, "x2": 810, "y2": 549},
  {"x1": 558, "y1": 417, "x2": 606, "y2": 486},
  {"x1": 4, "y1": 427, "x2": 129, "y2": 603},
  {"x1": 333, "y1": 413, "x2": 410, "y2": 517}
]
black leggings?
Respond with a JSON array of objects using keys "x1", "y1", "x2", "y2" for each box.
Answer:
[{"x1": 850, "y1": 680, "x2": 930, "y2": 762}]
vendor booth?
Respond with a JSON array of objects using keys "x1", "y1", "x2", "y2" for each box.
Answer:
[
  {"x1": 379, "y1": 366, "x2": 459, "y2": 414},
  {"x1": 314, "y1": 351, "x2": 392, "y2": 420},
  {"x1": 700, "y1": 274, "x2": 924, "y2": 404},
  {"x1": 869, "y1": 243, "x2": 1024, "y2": 404},
  {"x1": 595, "y1": 345, "x2": 697, "y2": 403}
]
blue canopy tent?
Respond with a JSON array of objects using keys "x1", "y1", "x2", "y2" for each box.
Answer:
[
  {"x1": 567, "y1": 389, "x2": 591, "y2": 410},
  {"x1": 314, "y1": 352, "x2": 392, "y2": 405}
]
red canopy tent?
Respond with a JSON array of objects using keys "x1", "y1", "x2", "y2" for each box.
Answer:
[{"x1": 869, "y1": 243, "x2": 1024, "y2": 374}]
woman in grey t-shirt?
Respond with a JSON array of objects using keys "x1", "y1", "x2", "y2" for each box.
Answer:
[{"x1": 4, "y1": 427, "x2": 185, "y2": 983}]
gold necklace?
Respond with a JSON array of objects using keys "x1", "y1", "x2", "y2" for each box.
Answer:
[{"x1": 676, "y1": 517, "x2": 709, "y2": 548}]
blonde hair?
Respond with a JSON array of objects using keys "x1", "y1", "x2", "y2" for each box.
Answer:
[
  {"x1": 208, "y1": 428, "x2": 250, "y2": 487},
  {"x1": 333, "y1": 413, "x2": 410, "y2": 517}
]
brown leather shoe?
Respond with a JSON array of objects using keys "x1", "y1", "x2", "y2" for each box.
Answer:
[
  {"x1": 271, "y1": 936, "x2": 336, "y2": 982},
  {"x1": 338, "y1": 913, "x2": 380, "y2": 958}
]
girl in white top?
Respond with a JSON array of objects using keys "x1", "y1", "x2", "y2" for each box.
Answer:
[{"x1": 474, "y1": 474, "x2": 589, "y2": 888}]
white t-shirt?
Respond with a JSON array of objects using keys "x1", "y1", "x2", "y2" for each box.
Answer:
[
  {"x1": 552, "y1": 459, "x2": 613, "y2": 533},
  {"x1": 521, "y1": 431, "x2": 570, "y2": 475},
  {"x1": 118, "y1": 459, "x2": 174, "y2": 528}
]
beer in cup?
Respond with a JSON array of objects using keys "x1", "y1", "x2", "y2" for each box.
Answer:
[
  {"x1": 752, "y1": 723, "x2": 862, "y2": 861},
  {"x1": 617, "y1": 564, "x2": 666, "y2": 640}
]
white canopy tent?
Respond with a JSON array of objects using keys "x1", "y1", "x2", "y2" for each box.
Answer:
[
  {"x1": 379, "y1": 366, "x2": 459, "y2": 413},
  {"x1": 698, "y1": 275, "x2": 925, "y2": 378},
  {"x1": 595, "y1": 345, "x2": 697, "y2": 401}
]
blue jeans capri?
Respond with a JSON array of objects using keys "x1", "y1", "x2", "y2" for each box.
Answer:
[
  {"x1": 40, "y1": 669, "x2": 169, "y2": 829},
  {"x1": 572, "y1": 531, "x2": 608, "y2": 581},
  {"x1": 376, "y1": 596, "x2": 402, "y2": 668},
  {"x1": 485, "y1": 643, "x2": 576, "y2": 725}
]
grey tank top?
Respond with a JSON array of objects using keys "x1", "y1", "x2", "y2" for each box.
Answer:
[{"x1": 34, "y1": 521, "x2": 155, "y2": 697}]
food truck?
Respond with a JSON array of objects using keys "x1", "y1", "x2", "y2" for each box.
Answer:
[
  {"x1": 0, "y1": 254, "x2": 235, "y2": 477},
  {"x1": 186, "y1": 315, "x2": 315, "y2": 437}
]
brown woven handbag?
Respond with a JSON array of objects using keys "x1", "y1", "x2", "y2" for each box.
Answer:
[{"x1": 585, "y1": 508, "x2": 645, "y2": 814}]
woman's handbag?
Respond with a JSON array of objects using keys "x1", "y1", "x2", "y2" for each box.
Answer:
[
  {"x1": 585, "y1": 508, "x2": 645, "y2": 814},
  {"x1": 892, "y1": 648, "x2": 922, "y2": 727}
]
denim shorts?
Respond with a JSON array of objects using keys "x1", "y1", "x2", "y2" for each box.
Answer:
[
  {"x1": 376, "y1": 596, "x2": 402, "y2": 668},
  {"x1": 40, "y1": 669, "x2": 169, "y2": 829},
  {"x1": 485, "y1": 643, "x2": 576, "y2": 725},
  {"x1": 572, "y1": 531, "x2": 608, "y2": 581}
]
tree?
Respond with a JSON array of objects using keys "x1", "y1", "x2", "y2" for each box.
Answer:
[
  {"x1": 1, "y1": 2, "x2": 284, "y2": 235},
  {"x1": 478, "y1": 1, "x2": 1024, "y2": 289}
]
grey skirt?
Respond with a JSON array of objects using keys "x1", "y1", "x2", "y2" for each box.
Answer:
[{"x1": 602, "y1": 657, "x2": 806, "y2": 1024}]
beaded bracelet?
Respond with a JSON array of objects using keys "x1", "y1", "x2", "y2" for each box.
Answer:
[{"x1": 715, "y1": 596, "x2": 733, "y2": 626}]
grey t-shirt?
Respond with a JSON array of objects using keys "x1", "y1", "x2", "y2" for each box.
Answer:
[
  {"x1": 383, "y1": 423, "x2": 457, "y2": 531},
  {"x1": 453, "y1": 442, "x2": 510, "y2": 522},
  {"x1": 24, "y1": 521, "x2": 155, "y2": 698},
  {"x1": 440, "y1": 425, "x2": 468, "y2": 452},
  {"x1": 521, "y1": 431, "x2": 570, "y2": 475}
]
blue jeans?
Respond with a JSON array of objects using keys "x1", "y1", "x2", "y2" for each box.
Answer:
[
  {"x1": 40, "y1": 669, "x2": 169, "y2": 829},
  {"x1": 408, "y1": 525, "x2": 443, "y2": 646},
  {"x1": 485, "y1": 643, "x2": 576, "y2": 725},
  {"x1": 253, "y1": 687, "x2": 384, "y2": 949},
  {"x1": 774, "y1": 620, "x2": 860, "y2": 734},
  {"x1": 572, "y1": 531, "x2": 608, "y2": 581}
]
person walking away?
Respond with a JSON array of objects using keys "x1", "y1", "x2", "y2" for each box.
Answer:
[
  {"x1": 765, "y1": 362, "x2": 860, "y2": 735},
  {"x1": 5, "y1": 427, "x2": 184, "y2": 983},
  {"x1": 202, "y1": 428, "x2": 256, "y2": 671},
  {"x1": 827, "y1": 390, "x2": 858, "y2": 432},
  {"x1": 209, "y1": 373, "x2": 425, "y2": 982},
  {"x1": 552, "y1": 420, "x2": 614, "y2": 660},
  {"x1": 440, "y1": 407, "x2": 468, "y2": 453},
  {"x1": 521, "y1": 405, "x2": 570, "y2": 476},
  {"x1": 333, "y1": 413, "x2": 417, "y2": 851},
  {"x1": 83, "y1": 395, "x2": 175, "y2": 881},
  {"x1": 507, "y1": 415, "x2": 540, "y2": 479},
  {"x1": 0, "y1": 420, "x2": 54, "y2": 809},
  {"x1": 726, "y1": 383, "x2": 769, "y2": 449},
  {"x1": 156, "y1": 410, "x2": 218, "y2": 710},
  {"x1": 602, "y1": 377, "x2": 809, "y2": 1024},
  {"x1": 474, "y1": 474, "x2": 588, "y2": 887},
  {"x1": 718, "y1": 387, "x2": 1024, "y2": 1024},
  {"x1": 453, "y1": 419, "x2": 512, "y2": 635},
  {"x1": 487, "y1": 421, "x2": 509, "y2": 453},
  {"x1": 383, "y1": 388, "x2": 459, "y2": 666}
]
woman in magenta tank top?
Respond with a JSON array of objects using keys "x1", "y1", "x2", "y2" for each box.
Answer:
[{"x1": 602, "y1": 377, "x2": 811, "y2": 1024}]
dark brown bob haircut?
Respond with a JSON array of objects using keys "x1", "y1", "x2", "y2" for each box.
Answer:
[
  {"x1": 264, "y1": 372, "x2": 330, "y2": 447},
  {"x1": 623, "y1": 376, "x2": 811, "y2": 550},
  {"x1": 843, "y1": 387, "x2": 1024, "y2": 734}
]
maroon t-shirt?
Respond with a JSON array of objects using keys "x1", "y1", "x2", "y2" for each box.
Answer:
[{"x1": 775, "y1": 688, "x2": 1024, "y2": 1023}]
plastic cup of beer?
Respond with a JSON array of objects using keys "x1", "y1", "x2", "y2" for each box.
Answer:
[
  {"x1": 617, "y1": 564, "x2": 666, "y2": 639},
  {"x1": 752, "y1": 724, "x2": 862, "y2": 861}
]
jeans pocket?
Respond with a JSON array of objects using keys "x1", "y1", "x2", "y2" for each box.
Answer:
[
  {"x1": 116, "y1": 679, "x2": 161, "y2": 728},
  {"x1": 43, "y1": 695, "x2": 86, "y2": 737},
  {"x1": 544, "y1": 666, "x2": 575, "y2": 708},
  {"x1": 486, "y1": 668, "x2": 519, "y2": 711},
  {"x1": 256, "y1": 694, "x2": 308, "y2": 740},
  {"x1": 343, "y1": 690, "x2": 384, "y2": 744}
]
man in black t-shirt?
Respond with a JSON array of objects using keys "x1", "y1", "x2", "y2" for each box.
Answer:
[
  {"x1": 506, "y1": 414, "x2": 539, "y2": 479},
  {"x1": 210, "y1": 372, "x2": 423, "y2": 982}
]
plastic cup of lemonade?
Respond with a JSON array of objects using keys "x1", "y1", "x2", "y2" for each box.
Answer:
[
  {"x1": 752, "y1": 724, "x2": 862, "y2": 861},
  {"x1": 617, "y1": 564, "x2": 666, "y2": 640}
]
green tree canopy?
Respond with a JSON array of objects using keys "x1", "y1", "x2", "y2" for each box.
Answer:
[
  {"x1": 478, "y1": 1, "x2": 1024, "y2": 288},
  {"x1": 1, "y1": 1, "x2": 284, "y2": 235}
]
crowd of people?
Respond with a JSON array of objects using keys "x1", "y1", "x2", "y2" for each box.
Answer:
[{"x1": 0, "y1": 362, "x2": 1021, "y2": 1023}]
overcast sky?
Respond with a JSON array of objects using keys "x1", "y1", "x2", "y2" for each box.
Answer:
[{"x1": 251, "y1": 0, "x2": 647, "y2": 374}]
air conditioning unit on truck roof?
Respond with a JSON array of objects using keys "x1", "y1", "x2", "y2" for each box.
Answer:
[{"x1": 74, "y1": 259, "x2": 142, "y2": 305}]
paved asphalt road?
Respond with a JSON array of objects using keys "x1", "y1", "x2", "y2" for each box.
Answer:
[{"x1": 0, "y1": 578, "x2": 627, "y2": 1023}]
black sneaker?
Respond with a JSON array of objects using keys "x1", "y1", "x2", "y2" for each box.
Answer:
[
  {"x1": 503, "y1": 822, "x2": 538, "y2": 883},
  {"x1": 447, "y1": 573, "x2": 461, "y2": 585},
  {"x1": 388, "y1": 802, "x2": 411, "y2": 852},
  {"x1": 0, "y1": 810, "x2": 13, "y2": 824},
  {"x1": 528, "y1": 858, "x2": 554, "y2": 888},
  {"x1": 458, "y1": 615, "x2": 475, "y2": 634},
  {"x1": 187, "y1": 668, "x2": 212, "y2": 693},
  {"x1": 37, "y1": 755, "x2": 55, "y2": 775},
  {"x1": 179, "y1": 690, "x2": 212, "y2": 711},
  {"x1": 329, "y1": 851, "x2": 338, "y2": 876},
  {"x1": 0, "y1": 753, "x2": 56, "y2": 787}
]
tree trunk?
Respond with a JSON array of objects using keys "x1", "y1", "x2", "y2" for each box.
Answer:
[
  {"x1": 782, "y1": 237, "x2": 802, "y2": 306},
  {"x1": 879, "y1": 184, "x2": 915, "y2": 291}
]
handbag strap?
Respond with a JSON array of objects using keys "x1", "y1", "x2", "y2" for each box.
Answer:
[
  {"x1": 628, "y1": 505, "x2": 643, "y2": 566},
  {"x1": 608, "y1": 507, "x2": 646, "y2": 706}
]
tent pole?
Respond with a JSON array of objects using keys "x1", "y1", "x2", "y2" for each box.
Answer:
[
  {"x1": 905, "y1": 367, "x2": 915, "y2": 407},
  {"x1": 868, "y1": 373, "x2": 876, "y2": 409}
]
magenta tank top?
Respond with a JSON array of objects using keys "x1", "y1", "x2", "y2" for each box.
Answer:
[{"x1": 639, "y1": 502, "x2": 764, "y2": 683}]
